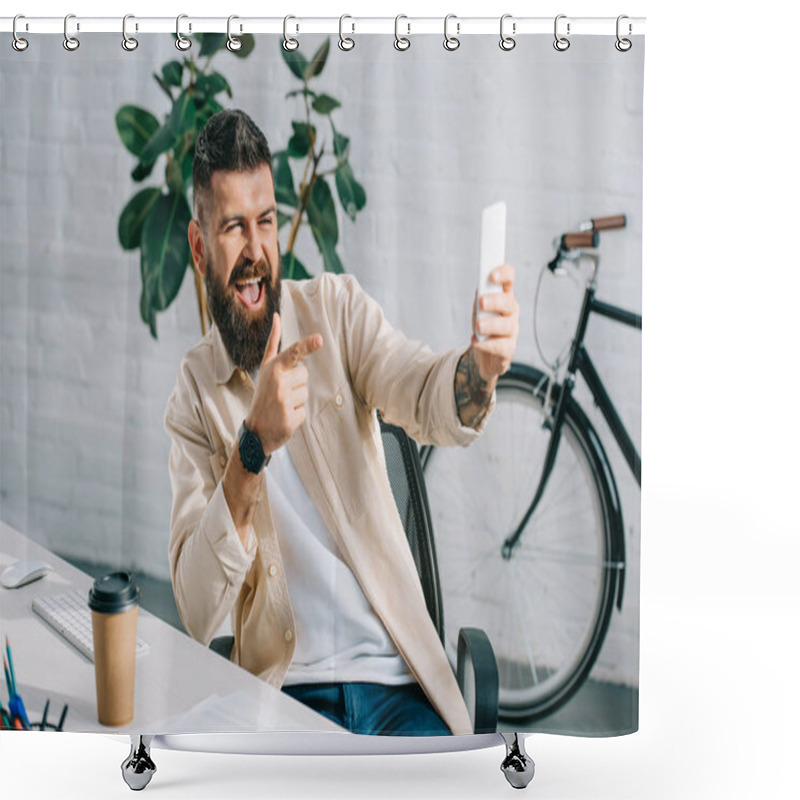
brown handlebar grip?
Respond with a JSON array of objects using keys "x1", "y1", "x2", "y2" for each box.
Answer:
[
  {"x1": 562, "y1": 231, "x2": 599, "y2": 250},
  {"x1": 592, "y1": 214, "x2": 627, "y2": 231}
]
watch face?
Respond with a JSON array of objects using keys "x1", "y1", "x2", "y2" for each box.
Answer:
[{"x1": 240, "y1": 428, "x2": 265, "y2": 472}]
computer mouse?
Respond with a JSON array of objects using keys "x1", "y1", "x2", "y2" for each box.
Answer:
[{"x1": 1, "y1": 559, "x2": 53, "y2": 589}]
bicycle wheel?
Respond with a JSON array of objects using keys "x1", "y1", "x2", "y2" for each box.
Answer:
[{"x1": 422, "y1": 364, "x2": 622, "y2": 721}]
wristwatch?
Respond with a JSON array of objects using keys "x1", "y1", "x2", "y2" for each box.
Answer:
[{"x1": 237, "y1": 420, "x2": 270, "y2": 474}]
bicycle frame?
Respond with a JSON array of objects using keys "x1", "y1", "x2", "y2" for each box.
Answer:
[{"x1": 502, "y1": 249, "x2": 641, "y2": 559}]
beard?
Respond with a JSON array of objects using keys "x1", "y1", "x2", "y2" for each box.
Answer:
[{"x1": 205, "y1": 252, "x2": 282, "y2": 374}]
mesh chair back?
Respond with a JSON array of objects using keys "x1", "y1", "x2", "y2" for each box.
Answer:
[{"x1": 378, "y1": 415, "x2": 445, "y2": 642}]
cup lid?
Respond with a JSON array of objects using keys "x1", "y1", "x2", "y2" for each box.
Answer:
[{"x1": 88, "y1": 571, "x2": 140, "y2": 614}]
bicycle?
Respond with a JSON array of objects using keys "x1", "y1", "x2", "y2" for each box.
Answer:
[{"x1": 420, "y1": 214, "x2": 641, "y2": 722}]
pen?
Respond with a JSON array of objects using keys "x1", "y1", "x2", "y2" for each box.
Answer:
[
  {"x1": 3, "y1": 655, "x2": 13, "y2": 697},
  {"x1": 41, "y1": 698, "x2": 50, "y2": 731},
  {"x1": 9, "y1": 694, "x2": 31, "y2": 730},
  {"x1": 5, "y1": 637, "x2": 17, "y2": 694}
]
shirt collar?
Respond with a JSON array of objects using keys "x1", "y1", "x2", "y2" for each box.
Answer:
[{"x1": 211, "y1": 323, "x2": 239, "y2": 385}]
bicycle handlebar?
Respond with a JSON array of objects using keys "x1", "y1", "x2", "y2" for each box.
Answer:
[
  {"x1": 562, "y1": 231, "x2": 599, "y2": 250},
  {"x1": 590, "y1": 214, "x2": 627, "y2": 231}
]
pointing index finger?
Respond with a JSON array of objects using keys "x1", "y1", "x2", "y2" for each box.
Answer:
[{"x1": 279, "y1": 333, "x2": 323, "y2": 368}]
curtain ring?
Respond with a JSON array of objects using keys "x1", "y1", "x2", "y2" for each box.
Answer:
[
  {"x1": 339, "y1": 15, "x2": 355, "y2": 51},
  {"x1": 553, "y1": 14, "x2": 570, "y2": 51},
  {"x1": 443, "y1": 14, "x2": 460, "y2": 51},
  {"x1": 499, "y1": 14, "x2": 516, "y2": 51},
  {"x1": 283, "y1": 15, "x2": 299, "y2": 51},
  {"x1": 63, "y1": 13, "x2": 80, "y2": 51},
  {"x1": 394, "y1": 15, "x2": 410, "y2": 51},
  {"x1": 122, "y1": 14, "x2": 138, "y2": 51},
  {"x1": 226, "y1": 15, "x2": 242, "y2": 51},
  {"x1": 615, "y1": 15, "x2": 632, "y2": 52},
  {"x1": 12, "y1": 15, "x2": 29, "y2": 52},
  {"x1": 175, "y1": 14, "x2": 191, "y2": 50}
]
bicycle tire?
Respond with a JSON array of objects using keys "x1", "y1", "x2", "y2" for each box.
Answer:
[{"x1": 421, "y1": 363, "x2": 625, "y2": 721}]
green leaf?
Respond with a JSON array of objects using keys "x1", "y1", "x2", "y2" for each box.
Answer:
[
  {"x1": 272, "y1": 151, "x2": 298, "y2": 206},
  {"x1": 139, "y1": 273, "x2": 158, "y2": 339},
  {"x1": 118, "y1": 187, "x2": 161, "y2": 251},
  {"x1": 307, "y1": 177, "x2": 338, "y2": 245},
  {"x1": 198, "y1": 32, "x2": 227, "y2": 57},
  {"x1": 335, "y1": 161, "x2": 367, "y2": 221},
  {"x1": 162, "y1": 60, "x2": 184, "y2": 87},
  {"x1": 312, "y1": 94, "x2": 341, "y2": 115},
  {"x1": 168, "y1": 89, "x2": 197, "y2": 139},
  {"x1": 283, "y1": 251, "x2": 312, "y2": 281},
  {"x1": 131, "y1": 159, "x2": 156, "y2": 183},
  {"x1": 115, "y1": 106, "x2": 160, "y2": 158},
  {"x1": 281, "y1": 43, "x2": 309, "y2": 80},
  {"x1": 332, "y1": 128, "x2": 350, "y2": 161},
  {"x1": 153, "y1": 72, "x2": 175, "y2": 102},
  {"x1": 140, "y1": 192, "x2": 192, "y2": 313},
  {"x1": 306, "y1": 38, "x2": 330, "y2": 80},
  {"x1": 197, "y1": 72, "x2": 231, "y2": 99},
  {"x1": 285, "y1": 88, "x2": 317, "y2": 101},
  {"x1": 287, "y1": 121, "x2": 315, "y2": 159},
  {"x1": 314, "y1": 234, "x2": 344, "y2": 274},
  {"x1": 138, "y1": 123, "x2": 177, "y2": 166},
  {"x1": 277, "y1": 209, "x2": 292, "y2": 229},
  {"x1": 231, "y1": 33, "x2": 256, "y2": 58}
]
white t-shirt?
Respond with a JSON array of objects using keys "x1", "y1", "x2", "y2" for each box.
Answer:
[{"x1": 266, "y1": 445, "x2": 414, "y2": 686}]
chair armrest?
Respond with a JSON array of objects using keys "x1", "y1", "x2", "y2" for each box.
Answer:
[
  {"x1": 456, "y1": 627, "x2": 499, "y2": 734},
  {"x1": 209, "y1": 635, "x2": 234, "y2": 660}
]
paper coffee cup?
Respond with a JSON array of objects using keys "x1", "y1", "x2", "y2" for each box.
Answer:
[{"x1": 88, "y1": 571, "x2": 140, "y2": 726}]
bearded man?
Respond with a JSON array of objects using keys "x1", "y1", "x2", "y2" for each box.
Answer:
[{"x1": 165, "y1": 109, "x2": 519, "y2": 736}]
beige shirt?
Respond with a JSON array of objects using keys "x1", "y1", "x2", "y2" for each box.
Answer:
[{"x1": 164, "y1": 273, "x2": 493, "y2": 735}]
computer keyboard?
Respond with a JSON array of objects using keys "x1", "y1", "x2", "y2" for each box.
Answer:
[{"x1": 32, "y1": 590, "x2": 150, "y2": 662}]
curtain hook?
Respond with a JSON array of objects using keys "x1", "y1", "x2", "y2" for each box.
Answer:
[
  {"x1": 615, "y1": 15, "x2": 632, "y2": 52},
  {"x1": 443, "y1": 14, "x2": 460, "y2": 51},
  {"x1": 339, "y1": 14, "x2": 355, "y2": 51},
  {"x1": 63, "y1": 13, "x2": 80, "y2": 51},
  {"x1": 175, "y1": 14, "x2": 191, "y2": 50},
  {"x1": 499, "y1": 14, "x2": 516, "y2": 51},
  {"x1": 122, "y1": 14, "x2": 138, "y2": 51},
  {"x1": 226, "y1": 15, "x2": 242, "y2": 51},
  {"x1": 283, "y1": 15, "x2": 299, "y2": 51},
  {"x1": 553, "y1": 14, "x2": 570, "y2": 51},
  {"x1": 12, "y1": 14, "x2": 29, "y2": 52},
  {"x1": 394, "y1": 14, "x2": 410, "y2": 51}
]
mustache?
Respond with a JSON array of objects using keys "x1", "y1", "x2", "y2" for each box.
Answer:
[{"x1": 228, "y1": 258, "x2": 270, "y2": 287}]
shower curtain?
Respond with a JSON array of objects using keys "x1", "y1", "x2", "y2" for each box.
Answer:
[{"x1": 0, "y1": 23, "x2": 643, "y2": 741}]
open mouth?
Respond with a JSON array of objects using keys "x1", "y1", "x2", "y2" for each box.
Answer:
[{"x1": 233, "y1": 277, "x2": 266, "y2": 311}]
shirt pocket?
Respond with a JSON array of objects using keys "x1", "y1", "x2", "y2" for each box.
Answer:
[{"x1": 311, "y1": 386, "x2": 369, "y2": 522}]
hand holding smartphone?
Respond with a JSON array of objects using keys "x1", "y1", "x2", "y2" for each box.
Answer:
[{"x1": 476, "y1": 201, "x2": 506, "y2": 342}]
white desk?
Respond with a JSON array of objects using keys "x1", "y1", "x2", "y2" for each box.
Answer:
[{"x1": 0, "y1": 522, "x2": 343, "y2": 735}]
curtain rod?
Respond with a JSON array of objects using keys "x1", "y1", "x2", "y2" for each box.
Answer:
[{"x1": 1, "y1": 15, "x2": 646, "y2": 37}]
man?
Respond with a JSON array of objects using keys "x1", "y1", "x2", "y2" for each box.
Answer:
[{"x1": 165, "y1": 109, "x2": 519, "y2": 736}]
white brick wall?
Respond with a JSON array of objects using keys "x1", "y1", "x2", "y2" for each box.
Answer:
[{"x1": 1, "y1": 34, "x2": 642, "y2": 684}]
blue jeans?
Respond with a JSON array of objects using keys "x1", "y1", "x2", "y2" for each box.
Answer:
[{"x1": 283, "y1": 681, "x2": 451, "y2": 736}]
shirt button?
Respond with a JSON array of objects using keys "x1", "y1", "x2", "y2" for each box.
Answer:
[
  {"x1": 335, "y1": 393, "x2": 344, "y2": 407},
  {"x1": 284, "y1": 628, "x2": 294, "y2": 643},
  {"x1": 268, "y1": 563, "x2": 277, "y2": 577},
  {"x1": 257, "y1": 491, "x2": 263, "y2": 503},
  {"x1": 220, "y1": 454, "x2": 227, "y2": 468}
]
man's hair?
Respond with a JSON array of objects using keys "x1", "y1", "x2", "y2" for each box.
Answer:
[{"x1": 192, "y1": 109, "x2": 272, "y2": 231}]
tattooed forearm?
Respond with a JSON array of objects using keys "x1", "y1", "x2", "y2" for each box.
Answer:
[{"x1": 454, "y1": 348, "x2": 495, "y2": 428}]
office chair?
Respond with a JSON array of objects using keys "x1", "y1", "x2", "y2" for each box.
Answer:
[{"x1": 210, "y1": 414, "x2": 500, "y2": 735}]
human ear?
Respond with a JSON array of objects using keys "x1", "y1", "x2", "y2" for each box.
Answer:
[{"x1": 188, "y1": 219, "x2": 206, "y2": 277}]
